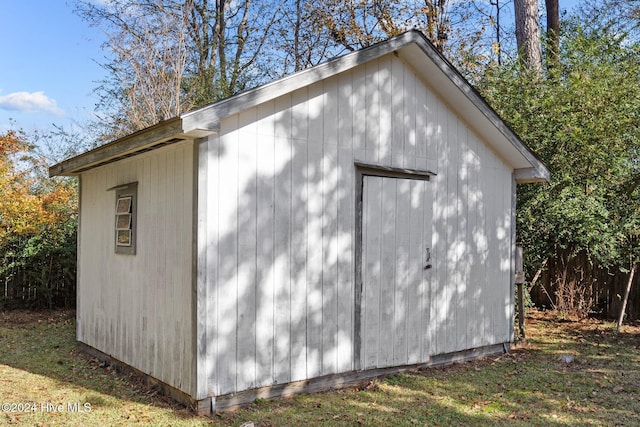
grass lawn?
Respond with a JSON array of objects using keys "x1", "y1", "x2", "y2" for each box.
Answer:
[{"x1": 1, "y1": 309, "x2": 639, "y2": 426}]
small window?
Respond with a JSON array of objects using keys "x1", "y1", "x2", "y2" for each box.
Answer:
[{"x1": 113, "y1": 182, "x2": 137, "y2": 255}]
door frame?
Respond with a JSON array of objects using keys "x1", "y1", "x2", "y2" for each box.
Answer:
[{"x1": 353, "y1": 162, "x2": 435, "y2": 371}]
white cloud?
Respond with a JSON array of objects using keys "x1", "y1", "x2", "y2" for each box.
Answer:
[{"x1": 0, "y1": 91, "x2": 65, "y2": 116}]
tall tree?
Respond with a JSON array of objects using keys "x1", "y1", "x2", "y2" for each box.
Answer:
[
  {"x1": 308, "y1": 0, "x2": 488, "y2": 62},
  {"x1": 465, "y1": 0, "x2": 512, "y2": 68},
  {"x1": 489, "y1": 0, "x2": 509, "y2": 65},
  {"x1": 514, "y1": 0, "x2": 543, "y2": 72},
  {"x1": 269, "y1": 0, "x2": 335, "y2": 75},
  {"x1": 545, "y1": 0, "x2": 560, "y2": 66},
  {"x1": 76, "y1": 0, "x2": 283, "y2": 139},
  {"x1": 76, "y1": 0, "x2": 521, "y2": 140},
  {"x1": 308, "y1": 0, "x2": 403, "y2": 52}
]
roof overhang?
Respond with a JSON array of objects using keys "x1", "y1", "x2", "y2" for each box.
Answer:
[
  {"x1": 50, "y1": 30, "x2": 549, "y2": 182},
  {"x1": 48, "y1": 118, "x2": 217, "y2": 177}
]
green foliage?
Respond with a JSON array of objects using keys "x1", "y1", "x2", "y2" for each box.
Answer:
[
  {"x1": 0, "y1": 130, "x2": 78, "y2": 309},
  {"x1": 1, "y1": 217, "x2": 77, "y2": 309},
  {"x1": 479, "y1": 22, "x2": 640, "y2": 277}
]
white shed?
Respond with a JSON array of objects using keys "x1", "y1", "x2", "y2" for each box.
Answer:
[{"x1": 50, "y1": 30, "x2": 549, "y2": 413}]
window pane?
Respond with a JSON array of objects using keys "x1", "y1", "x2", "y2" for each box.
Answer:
[
  {"x1": 116, "y1": 196, "x2": 132, "y2": 213},
  {"x1": 116, "y1": 213, "x2": 132, "y2": 230},
  {"x1": 116, "y1": 229, "x2": 132, "y2": 246}
]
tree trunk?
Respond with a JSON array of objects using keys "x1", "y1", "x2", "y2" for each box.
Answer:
[
  {"x1": 617, "y1": 263, "x2": 636, "y2": 333},
  {"x1": 514, "y1": 0, "x2": 543, "y2": 73},
  {"x1": 490, "y1": 0, "x2": 504, "y2": 65},
  {"x1": 545, "y1": 0, "x2": 560, "y2": 67}
]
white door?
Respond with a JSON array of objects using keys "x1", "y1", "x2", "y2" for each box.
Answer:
[{"x1": 360, "y1": 175, "x2": 432, "y2": 369}]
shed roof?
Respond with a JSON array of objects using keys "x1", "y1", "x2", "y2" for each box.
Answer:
[{"x1": 49, "y1": 30, "x2": 549, "y2": 183}]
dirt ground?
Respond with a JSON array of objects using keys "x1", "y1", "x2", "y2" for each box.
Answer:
[{"x1": 0, "y1": 308, "x2": 75, "y2": 327}]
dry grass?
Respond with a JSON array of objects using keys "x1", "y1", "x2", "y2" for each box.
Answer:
[{"x1": 1, "y1": 309, "x2": 639, "y2": 426}]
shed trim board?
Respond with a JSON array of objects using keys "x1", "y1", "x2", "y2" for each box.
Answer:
[
  {"x1": 76, "y1": 176, "x2": 83, "y2": 342},
  {"x1": 509, "y1": 173, "x2": 518, "y2": 341},
  {"x1": 193, "y1": 138, "x2": 204, "y2": 399},
  {"x1": 49, "y1": 30, "x2": 550, "y2": 412}
]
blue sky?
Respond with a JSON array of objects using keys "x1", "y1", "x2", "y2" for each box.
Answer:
[
  {"x1": 0, "y1": 1, "x2": 581, "y2": 136},
  {"x1": 0, "y1": 1, "x2": 105, "y2": 133}
]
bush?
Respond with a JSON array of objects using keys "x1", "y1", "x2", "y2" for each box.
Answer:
[
  {"x1": 479, "y1": 22, "x2": 640, "y2": 315},
  {"x1": 0, "y1": 130, "x2": 78, "y2": 309}
]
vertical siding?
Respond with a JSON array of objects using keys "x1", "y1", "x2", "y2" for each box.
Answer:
[
  {"x1": 407, "y1": 179, "x2": 427, "y2": 365},
  {"x1": 322, "y1": 75, "x2": 339, "y2": 376},
  {"x1": 337, "y1": 71, "x2": 355, "y2": 373},
  {"x1": 378, "y1": 177, "x2": 396, "y2": 367},
  {"x1": 78, "y1": 141, "x2": 195, "y2": 395},
  {"x1": 236, "y1": 108, "x2": 258, "y2": 392},
  {"x1": 421, "y1": 177, "x2": 435, "y2": 361},
  {"x1": 201, "y1": 53, "x2": 514, "y2": 395},
  {"x1": 216, "y1": 115, "x2": 240, "y2": 394},
  {"x1": 255, "y1": 102, "x2": 276, "y2": 388},
  {"x1": 306, "y1": 81, "x2": 323, "y2": 379},
  {"x1": 289, "y1": 89, "x2": 308, "y2": 383},
  {"x1": 362, "y1": 176, "x2": 382, "y2": 369}
]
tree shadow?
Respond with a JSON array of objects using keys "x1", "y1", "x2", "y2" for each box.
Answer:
[
  {"x1": 202, "y1": 51, "x2": 515, "y2": 400},
  {"x1": 0, "y1": 310, "x2": 192, "y2": 417}
]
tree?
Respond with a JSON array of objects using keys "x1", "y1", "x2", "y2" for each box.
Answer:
[
  {"x1": 268, "y1": 0, "x2": 336, "y2": 75},
  {"x1": 308, "y1": 0, "x2": 490, "y2": 54},
  {"x1": 514, "y1": 0, "x2": 543, "y2": 72},
  {"x1": 75, "y1": 0, "x2": 535, "y2": 142},
  {"x1": 0, "y1": 130, "x2": 78, "y2": 308},
  {"x1": 76, "y1": 0, "x2": 284, "y2": 139},
  {"x1": 307, "y1": 0, "x2": 403, "y2": 52},
  {"x1": 617, "y1": 263, "x2": 636, "y2": 332},
  {"x1": 479, "y1": 22, "x2": 640, "y2": 316},
  {"x1": 487, "y1": 0, "x2": 510, "y2": 65},
  {"x1": 578, "y1": 0, "x2": 640, "y2": 36},
  {"x1": 306, "y1": 0, "x2": 501, "y2": 79},
  {"x1": 545, "y1": 0, "x2": 560, "y2": 66},
  {"x1": 417, "y1": 0, "x2": 454, "y2": 52}
]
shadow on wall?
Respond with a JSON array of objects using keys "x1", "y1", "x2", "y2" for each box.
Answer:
[{"x1": 202, "y1": 55, "x2": 514, "y2": 397}]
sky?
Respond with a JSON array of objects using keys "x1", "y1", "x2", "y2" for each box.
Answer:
[
  {"x1": 0, "y1": 1, "x2": 105, "y2": 133},
  {"x1": 0, "y1": 0, "x2": 582, "y2": 137}
]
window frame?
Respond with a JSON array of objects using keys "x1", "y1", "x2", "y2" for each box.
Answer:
[{"x1": 112, "y1": 182, "x2": 138, "y2": 255}]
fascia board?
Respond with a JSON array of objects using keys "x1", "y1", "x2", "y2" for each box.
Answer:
[{"x1": 48, "y1": 120, "x2": 219, "y2": 177}]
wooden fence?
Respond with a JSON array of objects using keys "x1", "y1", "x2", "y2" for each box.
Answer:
[
  {"x1": 529, "y1": 251, "x2": 640, "y2": 320},
  {"x1": 1, "y1": 268, "x2": 76, "y2": 309}
]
